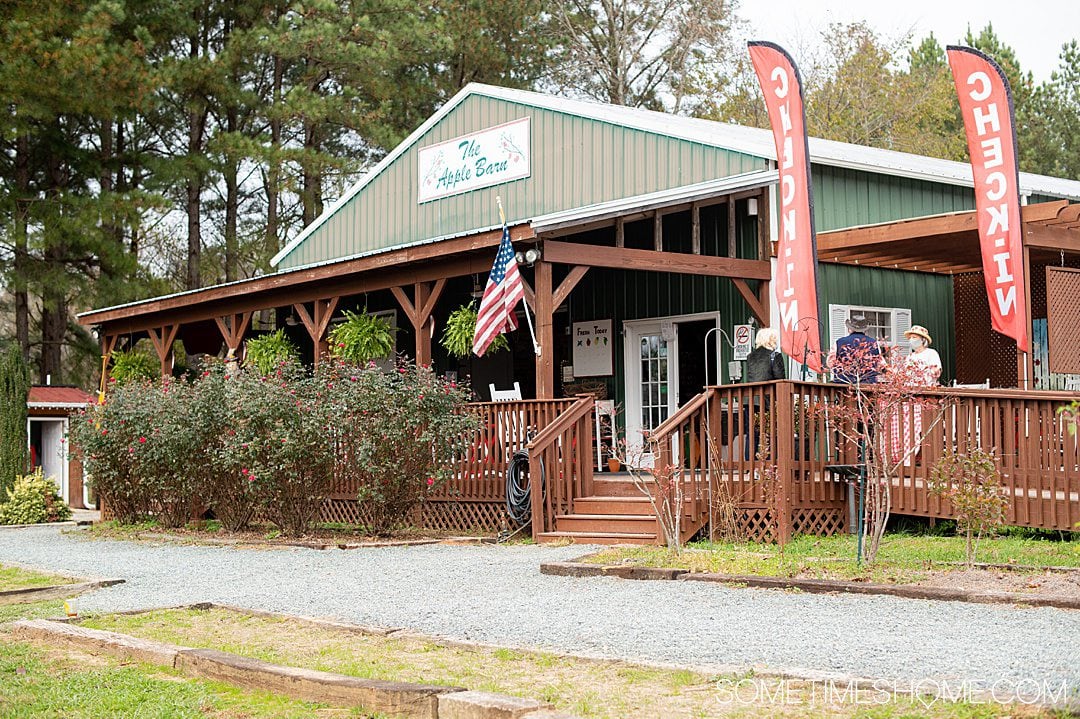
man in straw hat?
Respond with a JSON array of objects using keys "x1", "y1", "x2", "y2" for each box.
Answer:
[
  {"x1": 830, "y1": 313, "x2": 882, "y2": 384},
  {"x1": 903, "y1": 324, "x2": 941, "y2": 385}
]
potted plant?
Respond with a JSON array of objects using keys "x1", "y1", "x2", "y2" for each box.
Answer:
[
  {"x1": 328, "y1": 309, "x2": 396, "y2": 365},
  {"x1": 440, "y1": 303, "x2": 509, "y2": 358}
]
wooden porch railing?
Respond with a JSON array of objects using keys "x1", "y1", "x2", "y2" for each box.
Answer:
[
  {"x1": 527, "y1": 395, "x2": 596, "y2": 535},
  {"x1": 648, "y1": 380, "x2": 1080, "y2": 542}
]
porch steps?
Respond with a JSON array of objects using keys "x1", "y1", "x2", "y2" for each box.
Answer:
[
  {"x1": 536, "y1": 530, "x2": 658, "y2": 545},
  {"x1": 553, "y1": 513, "x2": 659, "y2": 535},
  {"x1": 571, "y1": 496, "x2": 654, "y2": 515}
]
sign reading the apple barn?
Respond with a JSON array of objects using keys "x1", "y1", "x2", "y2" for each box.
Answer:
[
  {"x1": 572, "y1": 320, "x2": 614, "y2": 377},
  {"x1": 417, "y1": 117, "x2": 531, "y2": 203}
]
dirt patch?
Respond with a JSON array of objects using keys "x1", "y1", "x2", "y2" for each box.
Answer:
[{"x1": 915, "y1": 568, "x2": 1080, "y2": 596}]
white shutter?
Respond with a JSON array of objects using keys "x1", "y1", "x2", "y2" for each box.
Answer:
[
  {"x1": 828, "y1": 304, "x2": 849, "y2": 349},
  {"x1": 894, "y1": 308, "x2": 912, "y2": 360}
]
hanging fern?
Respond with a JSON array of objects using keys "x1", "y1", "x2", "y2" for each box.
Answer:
[
  {"x1": 441, "y1": 303, "x2": 509, "y2": 358},
  {"x1": 109, "y1": 347, "x2": 159, "y2": 385},
  {"x1": 244, "y1": 330, "x2": 299, "y2": 375},
  {"x1": 327, "y1": 309, "x2": 397, "y2": 365}
]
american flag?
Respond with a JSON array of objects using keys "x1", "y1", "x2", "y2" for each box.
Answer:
[{"x1": 472, "y1": 225, "x2": 524, "y2": 356}]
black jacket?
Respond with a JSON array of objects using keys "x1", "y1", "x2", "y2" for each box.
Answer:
[{"x1": 746, "y1": 346, "x2": 785, "y2": 382}]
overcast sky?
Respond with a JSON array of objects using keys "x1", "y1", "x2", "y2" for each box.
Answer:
[{"x1": 737, "y1": 0, "x2": 1079, "y2": 83}]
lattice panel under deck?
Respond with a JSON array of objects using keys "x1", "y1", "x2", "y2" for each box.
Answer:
[
  {"x1": 736, "y1": 507, "x2": 777, "y2": 543},
  {"x1": 421, "y1": 501, "x2": 506, "y2": 533},
  {"x1": 791, "y1": 507, "x2": 846, "y2": 537}
]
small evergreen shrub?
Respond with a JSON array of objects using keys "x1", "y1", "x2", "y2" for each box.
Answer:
[
  {"x1": 0, "y1": 469, "x2": 72, "y2": 525},
  {"x1": 0, "y1": 346, "x2": 30, "y2": 496}
]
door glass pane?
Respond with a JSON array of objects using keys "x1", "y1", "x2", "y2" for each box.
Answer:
[{"x1": 639, "y1": 332, "x2": 671, "y2": 434}]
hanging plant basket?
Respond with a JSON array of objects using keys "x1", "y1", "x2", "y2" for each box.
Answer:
[
  {"x1": 327, "y1": 309, "x2": 397, "y2": 365},
  {"x1": 441, "y1": 303, "x2": 509, "y2": 359}
]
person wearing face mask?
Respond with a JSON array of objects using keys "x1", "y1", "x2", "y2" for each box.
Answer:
[{"x1": 903, "y1": 325, "x2": 941, "y2": 385}]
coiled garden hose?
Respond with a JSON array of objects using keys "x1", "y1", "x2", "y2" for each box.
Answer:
[{"x1": 506, "y1": 449, "x2": 543, "y2": 527}]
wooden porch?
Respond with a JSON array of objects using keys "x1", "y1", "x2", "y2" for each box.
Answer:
[{"x1": 452, "y1": 381, "x2": 1080, "y2": 545}]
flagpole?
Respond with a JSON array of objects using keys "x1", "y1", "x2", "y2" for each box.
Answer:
[{"x1": 497, "y1": 196, "x2": 541, "y2": 357}]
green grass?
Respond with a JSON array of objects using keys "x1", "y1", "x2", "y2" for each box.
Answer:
[
  {"x1": 0, "y1": 599, "x2": 67, "y2": 624},
  {"x1": 0, "y1": 638, "x2": 374, "y2": 718},
  {"x1": 79, "y1": 606, "x2": 1053, "y2": 719},
  {"x1": 582, "y1": 532, "x2": 1080, "y2": 584},
  {"x1": 0, "y1": 564, "x2": 74, "y2": 592}
]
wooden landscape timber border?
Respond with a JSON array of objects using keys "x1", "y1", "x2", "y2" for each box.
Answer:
[
  {"x1": 10, "y1": 600, "x2": 1067, "y2": 711},
  {"x1": 0, "y1": 578, "x2": 124, "y2": 606},
  {"x1": 539, "y1": 555, "x2": 1080, "y2": 610},
  {"x1": 6, "y1": 617, "x2": 576, "y2": 719}
]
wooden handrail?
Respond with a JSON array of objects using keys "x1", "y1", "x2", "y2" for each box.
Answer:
[
  {"x1": 526, "y1": 395, "x2": 594, "y2": 453},
  {"x1": 648, "y1": 389, "x2": 711, "y2": 442},
  {"x1": 708, "y1": 379, "x2": 1079, "y2": 402}
]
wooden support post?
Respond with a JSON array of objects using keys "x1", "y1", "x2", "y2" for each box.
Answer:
[
  {"x1": 727, "y1": 198, "x2": 738, "y2": 258},
  {"x1": 213, "y1": 312, "x2": 251, "y2": 358},
  {"x1": 392, "y1": 279, "x2": 446, "y2": 367},
  {"x1": 615, "y1": 217, "x2": 625, "y2": 248},
  {"x1": 1017, "y1": 243, "x2": 1035, "y2": 388},
  {"x1": 293, "y1": 297, "x2": 339, "y2": 367},
  {"x1": 101, "y1": 334, "x2": 119, "y2": 359},
  {"x1": 147, "y1": 324, "x2": 180, "y2": 378},
  {"x1": 653, "y1": 212, "x2": 663, "y2": 252},
  {"x1": 757, "y1": 188, "x2": 770, "y2": 261},
  {"x1": 774, "y1": 380, "x2": 795, "y2": 544},
  {"x1": 691, "y1": 203, "x2": 701, "y2": 254},
  {"x1": 535, "y1": 260, "x2": 555, "y2": 399}
]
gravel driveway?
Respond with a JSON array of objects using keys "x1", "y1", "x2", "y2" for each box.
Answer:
[{"x1": 2, "y1": 525, "x2": 1078, "y2": 700}]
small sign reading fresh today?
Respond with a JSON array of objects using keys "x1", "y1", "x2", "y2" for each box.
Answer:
[{"x1": 417, "y1": 117, "x2": 531, "y2": 203}]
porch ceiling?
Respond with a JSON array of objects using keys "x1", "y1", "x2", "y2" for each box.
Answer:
[{"x1": 814, "y1": 200, "x2": 1079, "y2": 274}]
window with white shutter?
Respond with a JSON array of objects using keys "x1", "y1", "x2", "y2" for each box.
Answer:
[{"x1": 827, "y1": 304, "x2": 912, "y2": 359}]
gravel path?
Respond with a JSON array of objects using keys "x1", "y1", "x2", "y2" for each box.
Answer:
[{"x1": 2, "y1": 525, "x2": 1078, "y2": 699}]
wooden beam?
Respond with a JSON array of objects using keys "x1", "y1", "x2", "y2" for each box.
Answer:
[
  {"x1": 816, "y1": 201, "x2": 1068, "y2": 253},
  {"x1": 552, "y1": 266, "x2": 589, "y2": 311},
  {"x1": 213, "y1": 312, "x2": 251, "y2": 354},
  {"x1": 653, "y1": 212, "x2": 663, "y2": 252},
  {"x1": 1024, "y1": 222, "x2": 1080, "y2": 254},
  {"x1": 733, "y1": 279, "x2": 769, "y2": 326},
  {"x1": 615, "y1": 217, "x2": 624, "y2": 248},
  {"x1": 147, "y1": 324, "x2": 179, "y2": 376},
  {"x1": 727, "y1": 199, "x2": 737, "y2": 258},
  {"x1": 95, "y1": 254, "x2": 498, "y2": 337},
  {"x1": 1043, "y1": 203, "x2": 1080, "y2": 226},
  {"x1": 535, "y1": 260, "x2": 554, "y2": 400},
  {"x1": 80, "y1": 224, "x2": 536, "y2": 327},
  {"x1": 520, "y1": 276, "x2": 535, "y2": 311},
  {"x1": 417, "y1": 278, "x2": 446, "y2": 326},
  {"x1": 293, "y1": 297, "x2": 339, "y2": 366},
  {"x1": 691, "y1": 203, "x2": 700, "y2": 254},
  {"x1": 390, "y1": 286, "x2": 418, "y2": 327},
  {"x1": 542, "y1": 240, "x2": 771, "y2": 280}
]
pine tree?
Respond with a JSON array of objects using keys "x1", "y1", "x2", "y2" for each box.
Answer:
[{"x1": 0, "y1": 345, "x2": 30, "y2": 495}]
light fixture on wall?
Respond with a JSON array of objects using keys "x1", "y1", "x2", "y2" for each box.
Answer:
[
  {"x1": 747, "y1": 198, "x2": 759, "y2": 216},
  {"x1": 514, "y1": 247, "x2": 541, "y2": 267},
  {"x1": 285, "y1": 308, "x2": 299, "y2": 327}
]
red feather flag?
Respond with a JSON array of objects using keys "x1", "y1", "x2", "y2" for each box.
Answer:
[
  {"x1": 748, "y1": 41, "x2": 822, "y2": 372},
  {"x1": 947, "y1": 46, "x2": 1029, "y2": 353}
]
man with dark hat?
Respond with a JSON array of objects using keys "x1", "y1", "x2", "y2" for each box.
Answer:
[{"x1": 830, "y1": 314, "x2": 882, "y2": 384}]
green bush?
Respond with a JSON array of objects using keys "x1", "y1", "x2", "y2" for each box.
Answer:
[
  {"x1": 327, "y1": 309, "x2": 396, "y2": 365},
  {"x1": 244, "y1": 330, "x2": 299, "y2": 375},
  {"x1": 320, "y1": 360, "x2": 477, "y2": 533},
  {"x1": 0, "y1": 469, "x2": 72, "y2": 525}
]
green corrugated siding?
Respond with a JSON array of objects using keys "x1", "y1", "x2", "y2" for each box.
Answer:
[
  {"x1": 818, "y1": 263, "x2": 955, "y2": 382},
  {"x1": 811, "y1": 166, "x2": 975, "y2": 232},
  {"x1": 279, "y1": 95, "x2": 764, "y2": 269}
]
